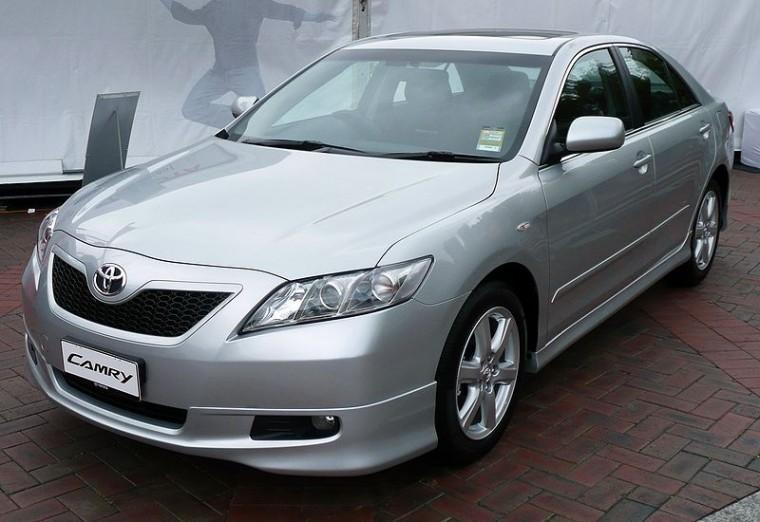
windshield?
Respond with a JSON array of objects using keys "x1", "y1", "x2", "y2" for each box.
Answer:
[{"x1": 226, "y1": 49, "x2": 551, "y2": 161}]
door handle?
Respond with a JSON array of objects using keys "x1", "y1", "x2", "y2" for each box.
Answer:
[
  {"x1": 699, "y1": 123, "x2": 712, "y2": 137},
  {"x1": 633, "y1": 154, "x2": 652, "y2": 170}
]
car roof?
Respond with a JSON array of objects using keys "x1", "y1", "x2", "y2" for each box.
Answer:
[
  {"x1": 345, "y1": 30, "x2": 640, "y2": 57},
  {"x1": 372, "y1": 29, "x2": 578, "y2": 39}
]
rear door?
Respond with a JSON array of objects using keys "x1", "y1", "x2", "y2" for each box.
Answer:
[
  {"x1": 616, "y1": 46, "x2": 709, "y2": 257},
  {"x1": 539, "y1": 48, "x2": 658, "y2": 339}
]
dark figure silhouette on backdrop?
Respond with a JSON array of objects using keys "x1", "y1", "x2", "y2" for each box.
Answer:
[{"x1": 160, "y1": 0, "x2": 335, "y2": 128}]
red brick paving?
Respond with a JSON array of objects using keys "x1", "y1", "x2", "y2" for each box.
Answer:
[{"x1": 0, "y1": 171, "x2": 758, "y2": 521}]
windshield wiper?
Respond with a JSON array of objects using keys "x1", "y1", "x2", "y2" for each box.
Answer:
[
  {"x1": 238, "y1": 140, "x2": 496, "y2": 162},
  {"x1": 239, "y1": 138, "x2": 368, "y2": 155},
  {"x1": 382, "y1": 151, "x2": 498, "y2": 163}
]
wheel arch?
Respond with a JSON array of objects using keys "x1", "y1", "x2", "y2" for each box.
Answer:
[
  {"x1": 478, "y1": 262, "x2": 540, "y2": 355},
  {"x1": 710, "y1": 164, "x2": 730, "y2": 230}
]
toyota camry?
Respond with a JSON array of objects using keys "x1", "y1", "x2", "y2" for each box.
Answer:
[{"x1": 22, "y1": 29, "x2": 733, "y2": 475}]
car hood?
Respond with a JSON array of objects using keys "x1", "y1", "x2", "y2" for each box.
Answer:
[{"x1": 58, "y1": 139, "x2": 498, "y2": 279}]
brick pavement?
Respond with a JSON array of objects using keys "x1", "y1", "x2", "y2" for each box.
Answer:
[{"x1": 0, "y1": 171, "x2": 758, "y2": 521}]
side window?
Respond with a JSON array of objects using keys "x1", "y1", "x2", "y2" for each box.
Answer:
[
  {"x1": 619, "y1": 47, "x2": 696, "y2": 123},
  {"x1": 668, "y1": 65, "x2": 698, "y2": 108},
  {"x1": 554, "y1": 49, "x2": 631, "y2": 145}
]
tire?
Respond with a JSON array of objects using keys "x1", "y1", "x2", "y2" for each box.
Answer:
[
  {"x1": 435, "y1": 281, "x2": 526, "y2": 463},
  {"x1": 670, "y1": 179, "x2": 722, "y2": 287}
]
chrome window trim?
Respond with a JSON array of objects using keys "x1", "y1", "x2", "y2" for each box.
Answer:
[
  {"x1": 624, "y1": 105, "x2": 701, "y2": 138},
  {"x1": 551, "y1": 204, "x2": 691, "y2": 303}
]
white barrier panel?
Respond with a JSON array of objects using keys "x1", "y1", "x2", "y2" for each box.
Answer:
[
  {"x1": 0, "y1": 0, "x2": 351, "y2": 173},
  {"x1": 743, "y1": 110, "x2": 760, "y2": 169},
  {"x1": 371, "y1": 0, "x2": 760, "y2": 150}
]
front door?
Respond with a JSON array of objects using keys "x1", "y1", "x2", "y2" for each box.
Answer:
[{"x1": 539, "y1": 48, "x2": 659, "y2": 339}]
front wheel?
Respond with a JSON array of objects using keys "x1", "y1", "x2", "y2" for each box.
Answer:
[
  {"x1": 670, "y1": 180, "x2": 722, "y2": 286},
  {"x1": 435, "y1": 282, "x2": 525, "y2": 462}
]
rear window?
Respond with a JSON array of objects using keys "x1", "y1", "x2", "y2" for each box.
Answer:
[{"x1": 619, "y1": 47, "x2": 698, "y2": 123}]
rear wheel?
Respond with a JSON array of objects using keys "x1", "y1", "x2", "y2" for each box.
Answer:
[
  {"x1": 435, "y1": 282, "x2": 525, "y2": 462},
  {"x1": 670, "y1": 180, "x2": 721, "y2": 286}
]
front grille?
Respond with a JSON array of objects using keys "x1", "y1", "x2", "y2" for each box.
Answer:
[
  {"x1": 52, "y1": 256, "x2": 231, "y2": 337},
  {"x1": 58, "y1": 371, "x2": 187, "y2": 428}
]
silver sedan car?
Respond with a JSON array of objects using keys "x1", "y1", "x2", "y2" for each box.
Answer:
[{"x1": 22, "y1": 30, "x2": 733, "y2": 475}]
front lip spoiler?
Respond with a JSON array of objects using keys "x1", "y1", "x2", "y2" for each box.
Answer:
[{"x1": 25, "y1": 337, "x2": 438, "y2": 476}]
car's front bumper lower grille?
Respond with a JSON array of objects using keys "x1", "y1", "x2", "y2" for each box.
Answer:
[{"x1": 58, "y1": 371, "x2": 188, "y2": 428}]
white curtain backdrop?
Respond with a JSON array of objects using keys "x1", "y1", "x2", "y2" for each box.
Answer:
[
  {"x1": 371, "y1": 0, "x2": 760, "y2": 149},
  {"x1": 0, "y1": 0, "x2": 351, "y2": 172},
  {"x1": 1, "y1": 0, "x2": 757, "y2": 174}
]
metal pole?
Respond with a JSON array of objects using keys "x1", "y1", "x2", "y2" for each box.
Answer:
[{"x1": 352, "y1": 0, "x2": 370, "y2": 40}]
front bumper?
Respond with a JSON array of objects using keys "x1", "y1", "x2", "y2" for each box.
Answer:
[
  {"x1": 25, "y1": 343, "x2": 437, "y2": 475},
  {"x1": 22, "y1": 234, "x2": 465, "y2": 475}
]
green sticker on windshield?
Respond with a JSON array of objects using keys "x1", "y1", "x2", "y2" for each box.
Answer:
[{"x1": 476, "y1": 127, "x2": 506, "y2": 152}]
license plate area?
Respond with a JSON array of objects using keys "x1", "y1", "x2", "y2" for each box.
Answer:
[{"x1": 62, "y1": 341, "x2": 141, "y2": 399}]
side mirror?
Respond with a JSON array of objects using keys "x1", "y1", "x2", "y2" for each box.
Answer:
[
  {"x1": 231, "y1": 96, "x2": 259, "y2": 119},
  {"x1": 565, "y1": 116, "x2": 625, "y2": 154}
]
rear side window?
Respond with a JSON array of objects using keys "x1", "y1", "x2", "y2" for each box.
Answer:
[
  {"x1": 554, "y1": 49, "x2": 632, "y2": 145},
  {"x1": 619, "y1": 47, "x2": 698, "y2": 123},
  {"x1": 669, "y1": 65, "x2": 698, "y2": 108}
]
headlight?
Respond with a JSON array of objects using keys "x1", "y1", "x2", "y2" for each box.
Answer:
[
  {"x1": 36, "y1": 208, "x2": 59, "y2": 262},
  {"x1": 241, "y1": 257, "x2": 432, "y2": 333}
]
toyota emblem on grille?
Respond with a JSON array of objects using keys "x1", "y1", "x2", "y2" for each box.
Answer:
[{"x1": 93, "y1": 264, "x2": 126, "y2": 296}]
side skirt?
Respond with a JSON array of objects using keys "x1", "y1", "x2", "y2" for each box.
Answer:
[{"x1": 526, "y1": 241, "x2": 691, "y2": 373}]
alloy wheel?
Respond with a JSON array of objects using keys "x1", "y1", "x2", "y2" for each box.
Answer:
[
  {"x1": 694, "y1": 190, "x2": 719, "y2": 271},
  {"x1": 455, "y1": 306, "x2": 520, "y2": 440}
]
